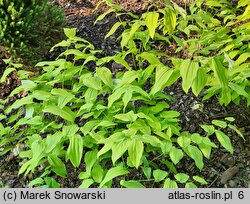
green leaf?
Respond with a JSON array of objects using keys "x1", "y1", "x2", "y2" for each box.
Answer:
[
  {"x1": 228, "y1": 124, "x2": 244, "y2": 140},
  {"x1": 121, "y1": 21, "x2": 144, "y2": 48},
  {"x1": 50, "y1": 40, "x2": 71, "y2": 52},
  {"x1": 225, "y1": 117, "x2": 235, "y2": 122},
  {"x1": 128, "y1": 139, "x2": 144, "y2": 169},
  {"x1": 139, "y1": 52, "x2": 161, "y2": 65},
  {"x1": 79, "y1": 179, "x2": 94, "y2": 188},
  {"x1": 64, "y1": 28, "x2": 76, "y2": 38},
  {"x1": 119, "y1": 71, "x2": 138, "y2": 87},
  {"x1": 215, "y1": 130, "x2": 234, "y2": 154},
  {"x1": 191, "y1": 133, "x2": 203, "y2": 144},
  {"x1": 212, "y1": 120, "x2": 227, "y2": 128},
  {"x1": 32, "y1": 90, "x2": 52, "y2": 101},
  {"x1": 51, "y1": 88, "x2": 75, "y2": 109},
  {"x1": 169, "y1": 147, "x2": 183, "y2": 165},
  {"x1": 91, "y1": 164, "x2": 104, "y2": 183},
  {"x1": 185, "y1": 146, "x2": 204, "y2": 170},
  {"x1": 96, "y1": 67, "x2": 113, "y2": 89},
  {"x1": 150, "y1": 66, "x2": 179, "y2": 95},
  {"x1": 6, "y1": 96, "x2": 33, "y2": 114},
  {"x1": 177, "y1": 136, "x2": 191, "y2": 148},
  {"x1": 120, "y1": 180, "x2": 145, "y2": 188},
  {"x1": 160, "y1": 111, "x2": 180, "y2": 119},
  {"x1": 114, "y1": 111, "x2": 138, "y2": 122},
  {"x1": 113, "y1": 55, "x2": 130, "y2": 70},
  {"x1": 108, "y1": 86, "x2": 127, "y2": 108},
  {"x1": 48, "y1": 155, "x2": 67, "y2": 178},
  {"x1": 45, "y1": 132, "x2": 63, "y2": 153},
  {"x1": 66, "y1": 134, "x2": 83, "y2": 167},
  {"x1": 141, "y1": 135, "x2": 162, "y2": 147},
  {"x1": 174, "y1": 173, "x2": 189, "y2": 183},
  {"x1": 0, "y1": 114, "x2": 6, "y2": 120},
  {"x1": 24, "y1": 141, "x2": 46, "y2": 175},
  {"x1": 81, "y1": 75, "x2": 102, "y2": 90},
  {"x1": 163, "y1": 8, "x2": 177, "y2": 35},
  {"x1": 105, "y1": 22, "x2": 126, "y2": 39},
  {"x1": 163, "y1": 178, "x2": 178, "y2": 188},
  {"x1": 200, "y1": 125, "x2": 215, "y2": 136},
  {"x1": 179, "y1": 59, "x2": 199, "y2": 93},
  {"x1": 122, "y1": 90, "x2": 133, "y2": 111},
  {"x1": 144, "y1": 12, "x2": 159, "y2": 39},
  {"x1": 185, "y1": 182, "x2": 197, "y2": 188},
  {"x1": 43, "y1": 105, "x2": 75, "y2": 122},
  {"x1": 206, "y1": 0, "x2": 223, "y2": 7},
  {"x1": 235, "y1": 52, "x2": 250, "y2": 65},
  {"x1": 142, "y1": 167, "x2": 151, "y2": 179},
  {"x1": 192, "y1": 68, "x2": 207, "y2": 96},
  {"x1": 112, "y1": 140, "x2": 130, "y2": 164},
  {"x1": 198, "y1": 143, "x2": 212, "y2": 159},
  {"x1": 149, "y1": 101, "x2": 169, "y2": 114},
  {"x1": 193, "y1": 176, "x2": 208, "y2": 184},
  {"x1": 97, "y1": 142, "x2": 114, "y2": 158},
  {"x1": 84, "y1": 149, "x2": 98, "y2": 176},
  {"x1": 237, "y1": 0, "x2": 250, "y2": 8},
  {"x1": 212, "y1": 57, "x2": 228, "y2": 88},
  {"x1": 0, "y1": 68, "x2": 16, "y2": 83},
  {"x1": 153, "y1": 169, "x2": 168, "y2": 182},
  {"x1": 94, "y1": 9, "x2": 115, "y2": 25},
  {"x1": 99, "y1": 166, "x2": 129, "y2": 187},
  {"x1": 229, "y1": 82, "x2": 249, "y2": 98},
  {"x1": 84, "y1": 88, "x2": 98, "y2": 103},
  {"x1": 44, "y1": 177, "x2": 60, "y2": 188},
  {"x1": 28, "y1": 178, "x2": 44, "y2": 187},
  {"x1": 63, "y1": 125, "x2": 79, "y2": 137}
]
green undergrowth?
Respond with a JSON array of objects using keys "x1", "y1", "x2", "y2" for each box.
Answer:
[{"x1": 0, "y1": 0, "x2": 249, "y2": 188}]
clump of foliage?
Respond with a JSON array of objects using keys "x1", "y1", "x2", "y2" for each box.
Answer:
[
  {"x1": 0, "y1": 0, "x2": 66, "y2": 64},
  {"x1": 0, "y1": 0, "x2": 248, "y2": 188},
  {"x1": 0, "y1": 28, "x2": 244, "y2": 188}
]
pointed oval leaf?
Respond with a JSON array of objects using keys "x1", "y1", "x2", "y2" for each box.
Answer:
[
  {"x1": 153, "y1": 169, "x2": 169, "y2": 182},
  {"x1": 43, "y1": 105, "x2": 75, "y2": 122},
  {"x1": 128, "y1": 139, "x2": 144, "y2": 169},
  {"x1": 99, "y1": 166, "x2": 129, "y2": 187},
  {"x1": 144, "y1": 12, "x2": 159, "y2": 39},
  {"x1": 193, "y1": 176, "x2": 208, "y2": 184},
  {"x1": 169, "y1": 147, "x2": 184, "y2": 165},
  {"x1": 84, "y1": 149, "x2": 98, "y2": 176},
  {"x1": 96, "y1": 67, "x2": 113, "y2": 89},
  {"x1": 163, "y1": 178, "x2": 178, "y2": 188},
  {"x1": 67, "y1": 134, "x2": 83, "y2": 167},
  {"x1": 120, "y1": 180, "x2": 145, "y2": 188},
  {"x1": 215, "y1": 130, "x2": 234, "y2": 154},
  {"x1": 174, "y1": 173, "x2": 189, "y2": 183}
]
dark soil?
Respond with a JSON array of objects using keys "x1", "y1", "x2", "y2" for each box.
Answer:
[{"x1": 0, "y1": 0, "x2": 249, "y2": 188}]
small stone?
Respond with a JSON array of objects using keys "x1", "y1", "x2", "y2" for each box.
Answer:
[{"x1": 228, "y1": 180, "x2": 237, "y2": 187}]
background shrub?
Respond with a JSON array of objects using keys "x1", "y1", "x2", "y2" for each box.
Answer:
[{"x1": 0, "y1": 0, "x2": 66, "y2": 64}]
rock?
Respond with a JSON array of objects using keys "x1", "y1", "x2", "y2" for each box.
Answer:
[{"x1": 220, "y1": 166, "x2": 239, "y2": 184}]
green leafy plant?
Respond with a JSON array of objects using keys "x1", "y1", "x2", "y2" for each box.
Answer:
[{"x1": 0, "y1": 25, "x2": 245, "y2": 188}]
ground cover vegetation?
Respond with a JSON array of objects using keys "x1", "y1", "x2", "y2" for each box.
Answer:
[{"x1": 0, "y1": 0, "x2": 249, "y2": 188}]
